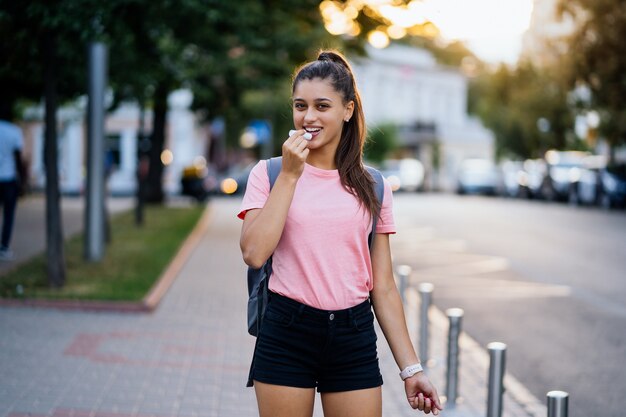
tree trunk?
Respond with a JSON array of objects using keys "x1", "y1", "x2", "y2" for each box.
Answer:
[
  {"x1": 135, "y1": 102, "x2": 147, "y2": 226},
  {"x1": 144, "y1": 82, "x2": 168, "y2": 203},
  {"x1": 42, "y1": 34, "x2": 66, "y2": 288}
]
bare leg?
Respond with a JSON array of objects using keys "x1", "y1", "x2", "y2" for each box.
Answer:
[
  {"x1": 254, "y1": 381, "x2": 316, "y2": 417},
  {"x1": 321, "y1": 387, "x2": 382, "y2": 417}
]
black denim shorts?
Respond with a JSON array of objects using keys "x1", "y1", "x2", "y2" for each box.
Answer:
[{"x1": 247, "y1": 291, "x2": 383, "y2": 393}]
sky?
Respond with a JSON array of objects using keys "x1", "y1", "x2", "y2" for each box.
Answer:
[{"x1": 421, "y1": 0, "x2": 535, "y2": 64}]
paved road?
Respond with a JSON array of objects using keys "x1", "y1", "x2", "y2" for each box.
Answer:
[
  {"x1": 390, "y1": 193, "x2": 626, "y2": 417},
  {"x1": 0, "y1": 195, "x2": 546, "y2": 417}
]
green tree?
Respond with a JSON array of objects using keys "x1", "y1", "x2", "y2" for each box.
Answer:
[
  {"x1": 365, "y1": 123, "x2": 398, "y2": 163},
  {"x1": 103, "y1": 0, "x2": 337, "y2": 200},
  {"x1": 557, "y1": 0, "x2": 626, "y2": 161},
  {"x1": 104, "y1": 0, "x2": 207, "y2": 203},
  {"x1": 471, "y1": 61, "x2": 575, "y2": 160},
  {"x1": 0, "y1": 0, "x2": 113, "y2": 287},
  {"x1": 109, "y1": 0, "x2": 441, "y2": 199},
  {"x1": 185, "y1": 0, "x2": 337, "y2": 157}
]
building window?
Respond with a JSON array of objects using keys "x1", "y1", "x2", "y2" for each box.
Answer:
[{"x1": 105, "y1": 133, "x2": 121, "y2": 175}]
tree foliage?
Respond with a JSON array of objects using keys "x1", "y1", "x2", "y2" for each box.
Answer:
[
  {"x1": 182, "y1": 0, "x2": 337, "y2": 151},
  {"x1": 365, "y1": 123, "x2": 398, "y2": 163},
  {"x1": 2, "y1": 0, "x2": 456, "y2": 205},
  {"x1": 0, "y1": 0, "x2": 104, "y2": 117},
  {"x1": 557, "y1": 0, "x2": 626, "y2": 158},
  {"x1": 0, "y1": 0, "x2": 120, "y2": 287},
  {"x1": 470, "y1": 61, "x2": 575, "y2": 160}
]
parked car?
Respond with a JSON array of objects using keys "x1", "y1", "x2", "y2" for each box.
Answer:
[
  {"x1": 540, "y1": 150, "x2": 589, "y2": 201},
  {"x1": 598, "y1": 163, "x2": 626, "y2": 208},
  {"x1": 456, "y1": 158, "x2": 501, "y2": 195},
  {"x1": 379, "y1": 158, "x2": 425, "y2": 192},
  {"x1": 567, "y1": 155, "x2": 605, "y2": 206},
  {"x1": 518, "y1": 158, "x2": 547, "y2": 199},
  {"x1": 499, "y1": 160, "x2": 524, "y2": 198},
  {"x1": 180, "y1": 164, "x2": 218, "y2": 202},
  {"x1": 571, "y1": 160, "x2": 626, "y2": 209}
]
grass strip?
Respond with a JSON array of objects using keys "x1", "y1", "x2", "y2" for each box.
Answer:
[{"x1": 0, "y1": 204, "x2": 205, "y2": 301}]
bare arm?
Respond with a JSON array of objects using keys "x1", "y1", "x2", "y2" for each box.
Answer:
[
  {"x1": 370, "y1": 233, "x2": 418, "y2": 369},
  {"x1": 240, "y1": 173, "x2": 297, "y2": 268},
  {"x1": 371, "y1": 233, "x2": 442, "y2": 415},
  {"x1": 240, "y1": 131, "x2": 309, "y2": 268}
]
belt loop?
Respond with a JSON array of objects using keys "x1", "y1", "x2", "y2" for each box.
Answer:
[
  {"x1": 296, "y1": 304, "x2": 305, "y2": 321},
  {"x1": 348, "y1": 308, "x2": 358, "y2": 330}
]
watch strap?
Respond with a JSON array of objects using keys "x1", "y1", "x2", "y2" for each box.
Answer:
[{"x1": 400, "y1": 363, "x2": 424, "y2": 380}]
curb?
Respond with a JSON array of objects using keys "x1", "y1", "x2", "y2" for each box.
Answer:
[
  {"x1": 0, "y1": 204, "x2": 213, "y2": 313},
  {"x1": 142, "y1": 203, "x2": 213, "y2": 310}
]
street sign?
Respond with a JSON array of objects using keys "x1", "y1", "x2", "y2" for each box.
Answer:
[{"x1": 249, "y1": 120, "x2": 271, "y2": 145}]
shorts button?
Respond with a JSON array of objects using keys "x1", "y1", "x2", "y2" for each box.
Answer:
[{"x1": 329, "y1": 313, "x2": 335, "y2": 321}]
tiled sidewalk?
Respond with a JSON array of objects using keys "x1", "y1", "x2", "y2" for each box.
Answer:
[{"x1": 0, "y1": 197, "x2": 545, "y2": 417}]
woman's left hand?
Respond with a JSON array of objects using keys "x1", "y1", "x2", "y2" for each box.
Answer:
[{"x1": 404, "y1": 372, "x2": 443, "y2": 415}]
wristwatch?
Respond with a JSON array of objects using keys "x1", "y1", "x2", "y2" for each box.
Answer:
[{"x1": 400, "y1": 363, "x2": 424, "y2": 380}]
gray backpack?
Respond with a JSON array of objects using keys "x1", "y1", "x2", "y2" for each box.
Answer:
[{"x1": 247, "y1": 157, "x2": 386, "y2": 336}]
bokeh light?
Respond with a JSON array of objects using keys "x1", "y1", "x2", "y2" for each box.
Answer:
[
  {"x1": 379, "y1": 4, "x2": 427, "y2": 28},
  {"x1": 348, "y1": 22, "x2": 362, "y2": 37},
  {"x1": 368, "y1": 30, "x2": 390, "y2": 48},
  {"x1": 344, "y1": 4, "x2": 359, "y2": 19},
  {"x1": 221, "y1": 178, "x2": 238, "y2": 195},
  {"x1": 160, "y1": 149, "x2": 174, "y2": 166},
  {"x1": 387, "y1": 24, "x2": 407, "y2": 39},
  {"x1": 320, "y1": 0, "x2": 437, "y2": 47},
  {"x1": 240, "y1": 129, "x2": 257, "y2": 149},
  {"x1": 193, "y1": 156, "x2": 207, "y2": 169}
]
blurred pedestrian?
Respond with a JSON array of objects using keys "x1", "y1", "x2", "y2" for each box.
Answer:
[
  {"x1": 238, "y1": 50, "x2": 442, "y2": 417},
  {"x1": 0, "y1": 118, "x2": 25, "y2": 261}
]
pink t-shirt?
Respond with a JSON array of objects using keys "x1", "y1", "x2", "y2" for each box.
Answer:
[{"x1": 238, "y1": 160, "x2": 395, "y2": 310}]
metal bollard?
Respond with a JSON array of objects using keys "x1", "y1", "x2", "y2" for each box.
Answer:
[
  {"x1": 547, "y1": 391, "x2": 569, "y2": 417},
  {"x1": 486, "y1": 342, "x2": 507, "y2": 417},
  {"x1": 396, "y1": 265, "x2": 412, "y2": 305},
  {"x1": 445, "y1": 308, "x2": 464, "y2": 407},
  {"x1": 418, "y1": 283, "x2": 434, "y2": 364}
]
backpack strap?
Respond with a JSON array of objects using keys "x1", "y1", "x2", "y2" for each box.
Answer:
[
  {"x1": 260, "y1": 156, "x2": 282, "y2": 289},
  {"x1": 365, "y1": 166, "x2": 385, "y2": 250},
  {"x1": 267, "y1": 156, "x2": 282, "y2": 189}
]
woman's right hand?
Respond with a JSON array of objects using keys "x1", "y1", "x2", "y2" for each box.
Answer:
[{"x1": 281, "y1": 130, "x2": 310, "y2": 180}]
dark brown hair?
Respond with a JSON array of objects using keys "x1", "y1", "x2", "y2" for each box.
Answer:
[{"x1": 292, "y1": 50, "x2": 380, "y2": 218}]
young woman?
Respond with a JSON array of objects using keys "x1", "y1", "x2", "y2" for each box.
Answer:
[{"x1": 238, "y1": 50, "x2": 442, "y2": 417}]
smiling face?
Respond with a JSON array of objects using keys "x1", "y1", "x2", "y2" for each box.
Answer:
[{"x1": 292, "y1": 77, "x2": 354, "y2": 154}]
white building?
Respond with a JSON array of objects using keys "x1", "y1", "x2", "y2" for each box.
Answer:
[
  {"x1": 22, "y1": 90, "x2": 209, "y2": 196},
  {"x1": 351, "y1": 43, "x2": 494, "y2": 190}
]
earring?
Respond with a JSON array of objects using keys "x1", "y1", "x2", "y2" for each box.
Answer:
[{"x1": 345, "y1": 118, "x2": 350, "y2": 122}]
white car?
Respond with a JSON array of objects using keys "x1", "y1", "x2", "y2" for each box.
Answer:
[
  {"x1": 456, "y1": 158, "x2": 501, "y2": 195},
  {"x1": 500, "y1": 160, "x2": 524, "y2": 197},
  {"x1": 379, "y1": 158, "x2": 425, "y2": 192}
]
